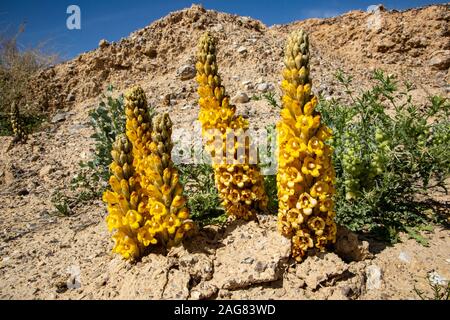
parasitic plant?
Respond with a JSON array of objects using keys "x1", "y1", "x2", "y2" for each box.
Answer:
[
  {"x1": 103, "y1": 86, "x2": 193, "y2": 260},
  {"x1": 10, "y1": 101, "x2": 26, "y2": 143},
  {"x1": 277, "y1": 30, "x2": 337, "y2": 261},
  {"x1": 195, "y1": 32, "x2": 267, "y2": 220}
]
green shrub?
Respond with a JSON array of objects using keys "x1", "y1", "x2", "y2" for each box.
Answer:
[
  {"x1": 1, "y1": 24, "x2": 58, "y2": 129},
  {"x1": 71, "y1": 85, "x2": 128, "y2": 198},
  {"x1": 317, "y1": 70, "x2": 449, "y2": 241},
  {"x1": 176, "y1": 158, "x2": 226, "y2": 227}
]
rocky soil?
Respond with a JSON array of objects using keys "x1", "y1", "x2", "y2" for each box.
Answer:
[{"x1": 0, "y1": 4, "x2": 449, "y2": 300}]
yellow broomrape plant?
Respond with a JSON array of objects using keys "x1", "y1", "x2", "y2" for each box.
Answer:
[
  {"x1": 277, "y1": 30, "x2": 337, "y2": 261},
  {"x1": 195, "y1": 32, "x2": 267, "y2": 220}
]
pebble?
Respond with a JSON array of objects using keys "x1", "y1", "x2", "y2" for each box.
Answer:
[
  {"x1": 231, "y1": 92, "x2": 250, "y2": 104},
  {"x1": 398, "y1": 251, "x2": 411, "y2": 263},
  {"x1": 237, "y1": 46, "x2": 248, "y2": 54},
  {"x1": 177, "y1": 65, "x2": 196, "y2": 80},
  {"x1": 366, "y1": 265, "x2": 382, "y2": 290}
]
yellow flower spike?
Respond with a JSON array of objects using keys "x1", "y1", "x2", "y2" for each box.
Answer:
[
  {"x1": 277, "y1": 29, "x2": 337, "y2": 261},
  {"x1": 104, "y1": 87, "x2": 192, "y2": 259},
  {"x1": 195, "y1": 32, "x2": 267, "y2": 221}
]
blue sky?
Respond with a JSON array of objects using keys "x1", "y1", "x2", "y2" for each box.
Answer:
[{"x1": 0, "y1": 0, "x2": 446, "y2": 60}]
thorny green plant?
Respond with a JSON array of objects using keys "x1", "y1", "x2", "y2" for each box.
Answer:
[
  {"x1": 414, "y1": 278, "x2": 450, "y2": 300},
  {"x1": 175, "y1": 147, "x2": 226, "y2": 226},
  {"x1": 317, "y1": 69, "x2": 449, "y2": 242},
  {"x1": 71, "y1": 85, "x2": 128, "y2": 199},
  {"x1": 259, "y1": 70, "x2": 449, "y2": 243}
]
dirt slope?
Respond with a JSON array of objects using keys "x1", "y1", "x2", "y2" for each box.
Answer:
[{"x1": 0, "y1": 4, "x2": 449, "y2": 300}]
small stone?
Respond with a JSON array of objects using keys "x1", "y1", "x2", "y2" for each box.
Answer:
[
  {"x1": 181, "y1": 104, "x2": 194, "y2": 110},
  {"x1": 98, "y1": 39, "x2": 109, "y2": 48},
  {"x1": 366, "y1": 265, "x2": 382, "y2": 290},
  {"x1": 66, "y1": 92, "x2": 75, "y2": 102},
  {"x1": 51, "y1": 112, "x2": 68, "y2": 123},
  {"x1": 256, "y1": 83, "x2": 274, "y2": 93},
  {"x1": 177, "y1": 65, "x2": 196, "y2": 80},
  {"x1": 429, "y1": 50, "x2": 450, "y2": 70},
  {"x1": 241, "y1": 257, "x2": 254, "y2": 264},
  {"x1": 231, "y1": 92, "x2": 250, "y2": 104},
  {"x1": 255, "y1": 261, "x2": 267, "y2": 273},
  {"x1": 398, "y1": 251, "x2": 411, "y2": 263},
  {"x1": 212, "y1": 24, "x2": 224, "y2": 32},
  {"x1": 237, "y1": 46, "x2": 248, "y2": 54}
]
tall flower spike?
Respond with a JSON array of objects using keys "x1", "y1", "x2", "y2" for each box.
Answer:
[
  {"x1": 124, "y1": 86, "x2": 153, "y2": 168},
  {"x1": 103, "y1": 134, "x2": 142, "y2": 260},
  {"x1": 277, "y1": 30, "x2": 337, "y2": 262},
  {"x1": 195, "y1": 32, "x2": 267, "y2": 220},
  {"x1": 141, "y1": 113, "x2": 194, "y2": 247},
  {"x1": 104, "y1": 86, "x2": 192, "y2": 260},
  {"x1": 10, "y1": 102, "x2": 26, "y2": 143}
]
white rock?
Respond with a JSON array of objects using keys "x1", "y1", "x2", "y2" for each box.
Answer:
[
  {"x1": 237, "y1": 46, "x2": 248, "y2": 54},
  {"x1": 398, "y1": 251, "x2": 411, "y2": 263},
  {"x1": 39, "y1": 165, "x2": 55, "y2": 178},
  {"x1": 256, "y1": 82, "x2": 274, "y2": 93},
  {"x1": 177, "y1": 65, "x2": 196, "y2": 80},
  {"x1": 366, "y1": 265, "x2": 382, "y2": 290},
  {"x1": 231, "y1": 92, "x2": 250, "y2": 104},
  {"x1": 98, "y1": 39, "x2": 109, "y2": 48}
]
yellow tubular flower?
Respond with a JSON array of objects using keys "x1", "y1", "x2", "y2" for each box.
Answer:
[
  {"x1": 195, "y1": 32, "x2": 267, "y2": 220},
  {"x1": 104, "y1": 87, "x2": 193, "y2": 260},
  {"x1": 277, "y1": 30, "x2": 337, "y2": 262},
  {"x1": 103, "y1": 134, "x2": 142, "y2": 259},
  {"x1": 142, "y1": 113, "x2": 193, "y2": 247}
]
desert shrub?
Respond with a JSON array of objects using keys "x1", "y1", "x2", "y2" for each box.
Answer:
[
  {"x1": 258, "y1": 70, "x2": 449, "y2": 242},
  {"x1": 72, "y1": 86, "x2": 227, "y2": 227},
  {"x1": 317, "y1": 70, "x2": 449, "y2": 241},
  {"x1": 176, "y1": 160, "x2": 226, "y2": 226},
  {"x1": 0, "y1": 24, "x2": 57, "y2": 134},
  {"x1": 71, "y1": 86, "x2": 128, "y2": 198}
]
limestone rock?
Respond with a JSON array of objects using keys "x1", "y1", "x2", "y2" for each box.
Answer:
[
  {"x1": 365, "y1": 264, "x2": 383, "y2": 290},
  {"x1": 296, "y1": 253, "x2": 348, "y2": 290},
  {"x1": 177, "y1": 65, "x2": 196, "y2": 80},
  {"x1": 162, "y1": 269, "x2": 191, "y2": 299},
  {"x1": 335, "y1": 226, "x2": 373, "y2": 261},
  {"x1": 429, "y1": 50, "x2": 450, "y2": 70},
  {"x1": 212, "y1": 219, "x2": 291, "y2": 290},
  {"x1": 231, "y1": 92, "x2": 250, "y2": 104}
]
